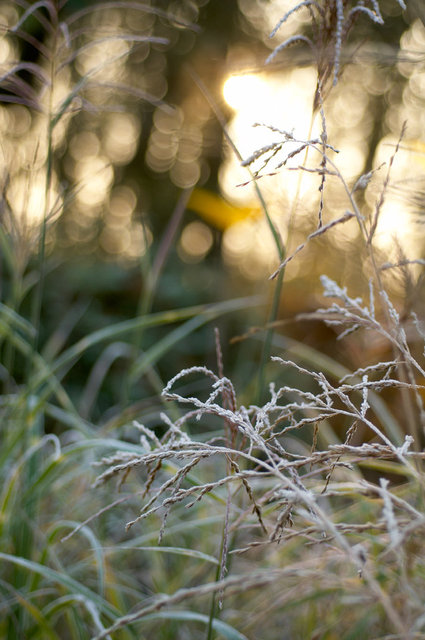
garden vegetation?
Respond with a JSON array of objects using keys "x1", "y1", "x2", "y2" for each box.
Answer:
[{"x1": 2, "y1": 1, "x2": 425, "y2": 639}]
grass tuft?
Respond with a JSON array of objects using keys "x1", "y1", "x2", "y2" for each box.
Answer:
[{"x1": 3, "y1": 1, "x2": 425, "y2": 639}]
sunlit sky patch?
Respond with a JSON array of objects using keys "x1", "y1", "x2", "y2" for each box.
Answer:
[
  {"x1": 220, "y1": 66, "x2": 322, "y2": 207},
  {"x1": 218, "y1": 18, "x2": 425, "y2": 279}
]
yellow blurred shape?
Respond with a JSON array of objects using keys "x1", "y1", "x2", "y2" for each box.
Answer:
[
  {"x1": 187, "y1": 188, "x2": 260, "y2": 231},
  {"x1": 405, "y1": 139, "x2": 425, "y2": 168}
]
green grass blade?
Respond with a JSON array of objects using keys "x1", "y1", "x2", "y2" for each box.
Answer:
[
  {"x1": 141, "y1": 611, "x2": 249, "y2": 639},
  {"x1": 103, "y1": 546, "x2": 219, "y2": 566},
  {"x1": 0, "y1": 552, "x2": 120, "y2": 621},
  {"x1": 34, "y1": 296, "x2": 263, "y2": 392}
]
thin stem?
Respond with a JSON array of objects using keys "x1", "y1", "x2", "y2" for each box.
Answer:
[{"x1": 30, "y1": 7, "x2": 58, "y2": 366}]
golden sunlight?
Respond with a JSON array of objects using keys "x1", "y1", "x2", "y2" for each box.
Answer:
[
  {"x1": 222, "y1": 74, "x2": 269, "y2": 112},
  {"x1": 220, "y1": 66, "x2": 320, "y2": 214},
  {"x1": 74, "y1": 157, "x2": 114, "y2": 208},
  {"x1": 6, "y1": 172, "x2": 61, "y2": 228},
  {"x1": 219, "y1": 68, "x2": 321, "y2": 276},
  {"x1": 220, "y1": 63, "x2": 424, "y2": 273}
]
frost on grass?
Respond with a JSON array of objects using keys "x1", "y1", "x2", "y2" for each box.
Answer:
[
  {"x1": 92, "y1": 261, "x2": 425, "y2": 634},
  {"x1": 94, "y1": 316, "x2": 425, "y2": 561}
]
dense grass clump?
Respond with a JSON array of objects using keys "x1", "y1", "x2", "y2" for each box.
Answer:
[{"x1": 2, "y1": 2, "x2": 425, "y2": 639}]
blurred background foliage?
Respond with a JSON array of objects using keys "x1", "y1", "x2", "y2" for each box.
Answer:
[{"x1": 1, "y1": 0, "x2": 425, "y2": 420}]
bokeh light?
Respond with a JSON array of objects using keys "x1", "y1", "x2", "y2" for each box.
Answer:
[
  {"x1": 178, "y1": 221, "x2": 213, "y2": 263},
  {"x1": 0, "y1": 0, "x2": 423, "y2": 278},
  {"x1": 219, "y1": 23, "x2": 425, "y2": 276}
]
